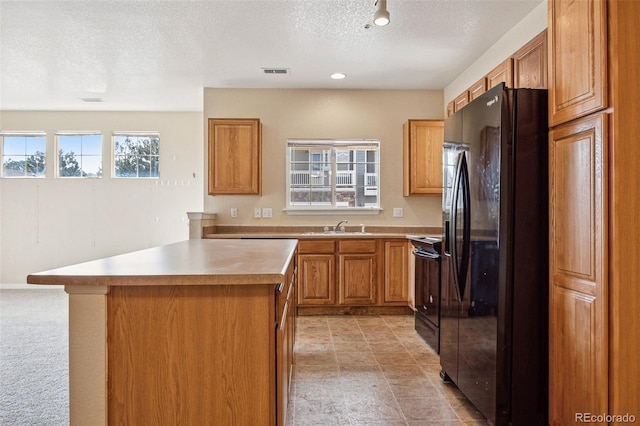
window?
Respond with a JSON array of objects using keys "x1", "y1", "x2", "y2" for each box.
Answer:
[
  {"x1": 113, "y1": 132, "x2": 159, "y2": 178},
  {"x1": 56, "y1": 132, "x2": 103, "y2": 178},
  {"x1": 287, "y1": 139, "x2": 380, "y2": 212},
  {"x1": 1, "y1": 131, "x2": 47, "y2": 178}
]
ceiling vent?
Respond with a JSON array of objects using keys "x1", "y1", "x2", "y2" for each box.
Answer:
[
  {"x1": 262, "y1": 68, "x2": 290, "y2": 75},
  {"x1": 79, "y1": 97, "x2": 104, "y2": 103}
]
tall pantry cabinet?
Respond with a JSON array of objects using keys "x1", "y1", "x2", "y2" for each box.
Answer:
[{"x1": 548, "y1": 1, "x2": 640, "y2": 424}]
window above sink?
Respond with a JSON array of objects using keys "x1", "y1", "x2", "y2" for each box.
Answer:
[{"x1": 285, "y1": 139, "x2": 381, "y2": 215}]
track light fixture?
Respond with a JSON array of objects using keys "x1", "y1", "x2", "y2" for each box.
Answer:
[{"x1": 373, "y1": 0, "x2": 390, "y2": 26}]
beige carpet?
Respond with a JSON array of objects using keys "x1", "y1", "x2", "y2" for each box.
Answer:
[{"x1": 0, "y1": 288, "x2": 69, "y2": 425}]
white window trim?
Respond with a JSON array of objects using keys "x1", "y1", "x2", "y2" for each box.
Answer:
[{"x1": 285, "y1": 139, "x2": 382, "y2": 215}]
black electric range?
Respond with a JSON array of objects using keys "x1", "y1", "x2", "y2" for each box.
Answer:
[{"x1": 408, "y1": 236, "x2": 442, "y2": 353}]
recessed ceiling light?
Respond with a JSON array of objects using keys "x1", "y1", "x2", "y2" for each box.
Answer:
[
  {"x1": 79, "y1": 97, "x2": 103, "y2": 103},
  {"x1": 331, "y1": 73, "x2": 347, "y2": 80}
]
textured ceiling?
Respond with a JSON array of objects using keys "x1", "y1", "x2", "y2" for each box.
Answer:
[{"x1": 0, "y1": 0, "x2": 542, "y2": 111}]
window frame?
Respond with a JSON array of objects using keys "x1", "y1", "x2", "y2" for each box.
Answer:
[
  {"x1": 55, "y1": 131, "x2": 103, "y2": 178},
  {"x1": 0, "y1": 131, "x2": 47, "y2": 178},
  {"x1": 285, "y1": 139, "x2": 382, "y2": 215},
  {"x1": 112, "y1": 131, "x2": 160, "y2": 179}
]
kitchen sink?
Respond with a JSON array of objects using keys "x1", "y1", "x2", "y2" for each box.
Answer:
[{"x1": 301, "y1": 231, "x2": 371, "y2": 235}]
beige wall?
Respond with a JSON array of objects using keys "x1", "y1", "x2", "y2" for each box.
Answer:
[
  {"x1": 0, "y1": 111, "x2": 203, "y2": 285},
  {"x1": 203, "y1": 88, "x2": 444, "y2": 227}
]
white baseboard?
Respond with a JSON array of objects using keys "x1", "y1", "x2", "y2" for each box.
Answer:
[{"x1": 0, "y1": 283, "x2": 65, "y2": 290}]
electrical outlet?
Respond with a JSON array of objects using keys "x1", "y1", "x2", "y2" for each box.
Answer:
[
  {"x1": 393, "y1": 207, "x2": 404, "y2": 218},
  {"x1": 262, "y1": 208, "x2": 272, "y2": 218},
  {"x1": 230, "y1": 208, "x2": 238, "y2": 218},
  {"x1": 254, "y1": 208, "x2": 262, "y2": 219}
]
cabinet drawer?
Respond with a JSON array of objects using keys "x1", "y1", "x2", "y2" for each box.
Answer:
[
  {"x1": 298, "y1": 239, "x2": 335, "y2": 254},
  {"x1": 338, "y1": 239, "x2": 376, "y2": 253}
]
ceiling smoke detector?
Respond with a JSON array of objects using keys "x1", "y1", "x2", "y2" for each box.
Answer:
[{"x1": 262, "y1": 68, "x2": 290, "y2": 75}]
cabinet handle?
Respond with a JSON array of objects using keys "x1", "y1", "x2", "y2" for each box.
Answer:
[{"x1": 276, "y1": 283, "x2": 284, "y2": 293}]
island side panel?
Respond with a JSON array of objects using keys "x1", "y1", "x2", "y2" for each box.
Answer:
[
  {"x1": 65, "y1": 285, "x2": 109, "y2": 426},
  {"x1": 107, "y1": 284, "x2": 276, "y2": 425}
]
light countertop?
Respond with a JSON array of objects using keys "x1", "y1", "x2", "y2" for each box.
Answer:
[{"x1": 27, "y1": 239, "x2": 298, "y2": 287}]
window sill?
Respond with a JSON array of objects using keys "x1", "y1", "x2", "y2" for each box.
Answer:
[{"x1": 284, "y1": 207, "x2": 383, "y2": 216}]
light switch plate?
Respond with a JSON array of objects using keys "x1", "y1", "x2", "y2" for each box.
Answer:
[
  {"x1": 393, "y1": 208, "x2": 404, "y2": 218},
  {"x1": 254, "y1": 208, "x2": 261, "y2": 218}
]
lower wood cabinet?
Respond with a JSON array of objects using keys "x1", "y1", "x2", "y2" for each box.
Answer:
[
  {"x1": 383, "y1": 240, "x2": 409, "y2": 304},
  {"x1": 297, "y1": 240, "x2": 336, "y2": 306},
  {"x1": 277, "y1": 258, "x2": 296, "y2": 426},
  {"x1": 297, "y1": 238, "x2": 409, "y2": 310},
  {"x1": 338, "y1": 239, "x2": 379, "y2": 305}
]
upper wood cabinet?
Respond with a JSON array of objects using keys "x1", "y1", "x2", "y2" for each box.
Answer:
[
  {"x1": 468, "y1": 77, "x2": 487, "y2": 101},
  {"x1": 513, "y1": 30, "x2": 547, "y2": 89},
  {"x1": 403, "y1": 120, "x2": 444, "y2": 196},
  {"x1": 453, "y1": 92, "x2": 469, "y2": 113},
  {"x1": 548, "y1": 0, "x2": 607, "y2": 126},
  {"x1": 446, "y1": 101, "x2": 455, "y2": 118},
  {"x1": 208, "y1": 118, "x2": 261, "y2": 195},
  {"x1": 487, "y1": 58, "x2": 513, "y2": 89},
  {"x1": 446, "y1": 30, "x2": 547, "y2": 113}
]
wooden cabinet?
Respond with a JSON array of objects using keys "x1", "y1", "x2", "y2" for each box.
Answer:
[
  {"x1": 487, "y1": 57, "x2": 513, "y2": 89},
  {"x1": 297, "y1": 238, "x2": 411, "y2": 311},
  {"x1": 403, "y1": 120, "x2": 444, "y2": 196},
  {"x1": 383, "y1": 240, "x2": 409, "y2": 304},
  {"x1": 447, "y1": 30, "x2": 547, "y2": 114},
  {"x1": 549, "y1": 114, "x2": 608, "y2": 424},
  {"x1": 513, "y1": 30, "x2": 547, "y2": 89},
  {"x1": 277, "y1": 257, "x2": 296, "y2": 426},
  {"x1": 548, "y1": 0, "x2": 607, "y2": 126},
  {"x1": 297, "y1": 240, "x2": 335, "y2": 306},
  {"x1": 337, "y1": 240, "x2": 379, "y2": 305},
  {"x1": 453, "y1": 92, "x2": 469, "y2": 113},
  {"x1": 548, "y1": 0, "x2": 640, "y2": 421},
  {"x1": 446, "y1": 101, "x2": 455, "y2": 118},
  {"x1": 468, "y1": 77, "x2": 487, "y2": 101},
  {"x1": 208, "y1": 118, "x2": 261, "y2": 195}
]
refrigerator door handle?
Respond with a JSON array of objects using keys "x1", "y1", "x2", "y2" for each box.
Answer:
[{"x1": 449, "y1": 152, "x2": 471, "y2": 302}]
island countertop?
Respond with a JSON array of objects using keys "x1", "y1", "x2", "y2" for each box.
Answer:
[{"x1": 27, "y1": 238, "x2": 298, "y2": 287}]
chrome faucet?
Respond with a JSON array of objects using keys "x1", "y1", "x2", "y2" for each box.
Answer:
[{"x1": 334, "y1": 220, "x2": 348, "y2": 233}]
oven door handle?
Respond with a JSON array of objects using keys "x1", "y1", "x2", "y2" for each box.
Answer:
[{"x1": 412, "y1": 249, "x2": 440, "y2": 260}]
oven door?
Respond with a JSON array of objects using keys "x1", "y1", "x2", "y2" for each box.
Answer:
[{"x1": 414, "y1": 249, "x2": 441, "y2": 327}]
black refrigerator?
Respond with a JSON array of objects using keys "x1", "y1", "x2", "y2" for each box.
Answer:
[{"x1": 440, "y1": 83, "x2": 548, "y2": 425}]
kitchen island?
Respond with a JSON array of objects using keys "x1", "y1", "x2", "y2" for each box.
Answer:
[{"x1": 27, "y1": 239, "x2": 298, "y2": 426}]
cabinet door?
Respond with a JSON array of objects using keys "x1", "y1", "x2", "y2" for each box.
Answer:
[
  {"x1": 513, "y1": 30, "x2": 547, "y2": 89},
  {"x1": 453, "y1": 92, "x2": 469, "y2": 112},
  {"x1": 468, "y1": 77, "x2": 487, "y2": 101},
  {"x1": 446, "y1": 101, "x2": 455, "y2": 118},
  {"x1": 487, "y1": 58, "x2": 513, "y2": 89},
  {"x1": 208, "y1": 118, "x2": 261, "y2": 195},
  {"x1": 383, "y1": 240, "x2": 408, "y2": 304},
  {"x1": 549, "y1": 113, "x2": 608, "y2": 424},
  {"x1": 402, "y1": 120, "x2": 444, "y2": 196},
  {"x1": 297, "y1": 254, "x2": 335, "y2": 305},
  {"x1": 338, "y1": 253, "x2": 378, "y2": 305},
  {"x1": 548, "y1": 0, "x2": 607, "y2": 126}
]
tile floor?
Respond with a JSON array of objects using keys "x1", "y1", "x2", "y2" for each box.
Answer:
[{"x1": 287, "y1": 315, "x2": 488, "y2": 426}]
